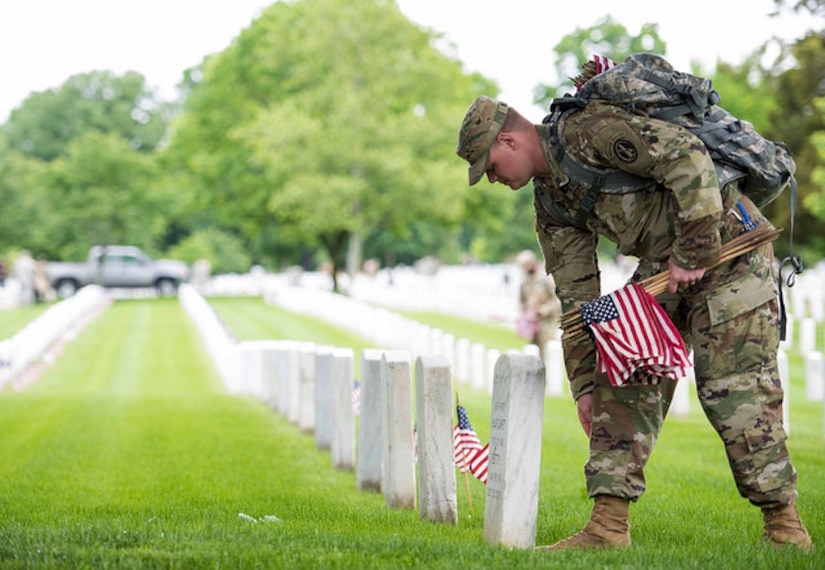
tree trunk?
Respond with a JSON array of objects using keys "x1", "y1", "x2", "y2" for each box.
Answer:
[
  {"x1": 320, "y1": 230, "x2": 349, "y2": 293},
  {"x1": 346, "y1": 227, "x2": 362, "y2": 279}
]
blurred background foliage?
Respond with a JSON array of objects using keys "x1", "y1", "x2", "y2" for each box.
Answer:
[{"x1": 1, "y1": 0, "x2": 823, "y2": 280}]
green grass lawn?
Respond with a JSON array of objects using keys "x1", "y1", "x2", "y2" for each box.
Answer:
[{"x1": 0, "y1": 297, "x2": 822, "y2": 569}]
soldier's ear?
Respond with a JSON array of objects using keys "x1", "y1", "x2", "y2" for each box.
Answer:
[{"x1": 496, "y1": 132, "x2": 517, "y2": 150}]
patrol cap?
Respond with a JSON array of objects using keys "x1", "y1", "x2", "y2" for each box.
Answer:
[{"x1": 456, "y1": 96, "x2": 509, "y2": 185}]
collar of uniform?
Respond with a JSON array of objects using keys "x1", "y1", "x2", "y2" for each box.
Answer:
[{"x1": 536, "y1": 124, "x2": 570, "y2": 187}]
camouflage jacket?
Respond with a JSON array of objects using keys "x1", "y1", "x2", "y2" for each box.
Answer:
[{"x1": 533, "y1": 101, "x2": 726, "y2": 400}]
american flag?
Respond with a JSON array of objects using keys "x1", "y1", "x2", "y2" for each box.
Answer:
[
  {"x1": 454, "y1": 405, "x2": 488, "y2": 484},
  {"x1": 581, "y1": 283, "x2": 691, "y2": 387},
  {"x1": 468, "y1": 443, "x2": 489, "y2": 484}
]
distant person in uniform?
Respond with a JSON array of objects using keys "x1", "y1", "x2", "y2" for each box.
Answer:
[
  {"x1": 191, "y1": 259, "x2": 212, "y2": 294},
  {"x1": 34, "y1": 254, "x2": 54, "y2": 303},
  {"x1": 515, "y1": 249, "x2": 560, "y2": 355},
  {"x1": 13, "y1": 250, "x2": 36, "y2": 305}
]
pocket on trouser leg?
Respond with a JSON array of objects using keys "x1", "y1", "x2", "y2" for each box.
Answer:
[
  {"x1": 738, "y1": 418, "x2": 796, "y2": 497},
  {"x1": 699, "y1": 299, "x2": 778, "y2": 382}
]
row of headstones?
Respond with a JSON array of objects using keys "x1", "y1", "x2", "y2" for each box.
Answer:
[
  {"x1": 245, "y1": 343, "x2": 547, "y2": 547},
  {"x1": 182, "y1": 278, "x2": 822, "y2": 462},
  {"x1": 787, "y1": 264, "x2": 825, "y2": 323},
  {"x1": 366, "y1": 349, "x2": 548, "y2": 548},
  {"x1": 0, "y1": 285, "x2": 111, "y2": 390},
  {"x1": 263, "y1": 283, "x2": 719, "y2": 421},
  {"x1": 784, "y1": 315, "x2": 825, "y2": 404},
  {"x1": 263, "y1": 282, "x2": 568, "y2": 397},
  {"x1": 252, "y1": 258, "x2": 825, "y2": 330},
  {"x1": 786, "y1": 267, "x2": 825, "y2": 416},
  {"x1": 274, "y1": 282, "x2": 825, "y2": 430},
  {"x1": 345, "y1": 260, "x2": 633, "y2": 323},
  {"x1": 180, "y1": 282, "x2": 548, "y2": 547},
  {"x1": 191, "y1": 279, "x2": 823, "y2": 442}
]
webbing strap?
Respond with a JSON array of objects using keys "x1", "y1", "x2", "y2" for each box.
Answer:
[
  {"x1": 634, "y1": 67, "x2": 720, "y2": 119},
  {"x1": 535, "y1": 185, "x2": 577, "y2": 228},
  {"x1": 575, "y1": 188, "x2": 601, "y2": 230},
  {"x1": 777, "y1": 175, "x2": 803, "y2": 341},
  {"x1": 691, "y1": 120, "x2": 759, "y2": 151}
]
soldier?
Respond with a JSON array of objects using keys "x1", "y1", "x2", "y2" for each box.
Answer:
[
  {"x1": 515, "y1": 249, "x2": 561, "y2": 356},
  {"x1": 455, "y1": 93, "x2": 811, "y2": 551}
]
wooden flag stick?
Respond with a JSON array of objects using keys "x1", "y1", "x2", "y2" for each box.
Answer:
[{"x1": 560, "y1": 225, "x2": 782, "y2": 342}]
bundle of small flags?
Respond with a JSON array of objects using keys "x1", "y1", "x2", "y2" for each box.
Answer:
[
  {"x1": 453, "y1": 405, "x2": 489, "y2": 484},
  {"x1": 571, "y1": 54, "x2": 619, "y2": 89},
  {"x1": 580, "y1": 283, "x2": 691, "y2": 386}
]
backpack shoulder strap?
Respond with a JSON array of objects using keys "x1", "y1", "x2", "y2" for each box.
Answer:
[{"x1": 543, "y1": 104, "x2": 651, "y2": 193}]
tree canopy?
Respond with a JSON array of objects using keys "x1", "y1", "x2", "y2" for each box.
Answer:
[
  {"x1": 164, "y1": 0, "x2": 502, "y2": 287},
  {"x1": 4, "y1": 71, "x2": 167, "y2": 162},
  {"x1": 1, "y1": 1, "x2": 823, "y2": 276}
]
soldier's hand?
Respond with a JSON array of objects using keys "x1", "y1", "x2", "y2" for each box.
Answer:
[
  {"x1": 667, "y1": 259, "x2": 705, "y2": 294},
  {"x1": 577, "y1": 393, "x2": 593, "y2": 437}
]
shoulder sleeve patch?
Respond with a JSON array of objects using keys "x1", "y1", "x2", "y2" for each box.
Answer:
[
  {"x1": 590, "y1": 121, "x2": 654, "y2": 176},
  {"x1": 613, "y1": 139, "x2": 638, "y2": 163}
]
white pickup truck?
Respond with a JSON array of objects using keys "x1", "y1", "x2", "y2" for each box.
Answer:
[{"x1": 47, "y1": 245, "x2": 190, "y2": 298}]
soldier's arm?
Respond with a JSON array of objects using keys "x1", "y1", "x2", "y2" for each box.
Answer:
[{"x1": 535, "y1": 217, "x2": 601, "y2": 401}]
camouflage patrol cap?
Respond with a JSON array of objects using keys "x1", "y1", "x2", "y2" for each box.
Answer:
[{"x1": 456, "y1": 96, "x2": 509, "y2": 185}]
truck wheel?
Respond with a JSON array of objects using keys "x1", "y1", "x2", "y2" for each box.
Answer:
[
  {"x1": 55, "y1": 279, "x2": 79, "y2": 299},
  {"x1": 155, "y1": 278, "x2": 178, "y2": 297}
]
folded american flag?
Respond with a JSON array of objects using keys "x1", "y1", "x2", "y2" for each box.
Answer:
[{"x1": 580, "y1": 283, "x2": 691, "y2": 386}]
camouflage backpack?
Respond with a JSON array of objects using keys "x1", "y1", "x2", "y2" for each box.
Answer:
[
  {"x1": 544, "y1": 53, "x2": 797, "y2": 212},
  {"x1": 543, "y1": 53, "x2": 802, "y2": 338}
]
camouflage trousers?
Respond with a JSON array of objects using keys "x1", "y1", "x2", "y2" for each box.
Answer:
[{"x1": 585, "y1": 242, "x2": 798, "y2": 508}]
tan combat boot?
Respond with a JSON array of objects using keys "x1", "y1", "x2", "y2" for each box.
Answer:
[
  {"x1": 536, "y1": 495, "x2": 631, "y2": 551},
  {"x1": 762, "y1": 504, "x2": 812, "y2": 551}
]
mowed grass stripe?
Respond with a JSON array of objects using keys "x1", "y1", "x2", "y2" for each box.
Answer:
[
  {"x1": 207, "y1": 296, "x2": 381, "y2": 377},
  {"x1": 207, "y1": 296, "x2": 375, "y2": 346}
]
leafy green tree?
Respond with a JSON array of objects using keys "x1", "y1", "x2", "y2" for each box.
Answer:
[
  {"x1": 703, "y1": 53, "x2": 816, "y2": 259},
  {"x1": 0, "y1": 131, "x2": 50, "y2": 255},
  {"x1": 43, "y1": 131, "x2": 166, "y2": 260},
  {"x1": 166, "y1": 227, "x2": 252, "y2": 274},
  {"x1": 774, "y1": 0, "x2": 825, "y2": 16},
  {"x1": 4, "y1": 71, "x2": 168, "y2": 162},
  {"x1": 534, "y1": 16, "x2": 667, "y2": 106},
  {"x1": 165, "y1": 0, "x2": 500, "y2": 290},
  {"x1": 808, "y1": 97, "x2": 825, "y2": 219},
  {"x1": 710, "y1": 55, "x2": 778, "y2": 133},
  {"x1": 462, "y1": 185, "x2": 536, "y2": 263},
  {"x1": 760, "y1": 32, "x2": 825, "y2": 260}
]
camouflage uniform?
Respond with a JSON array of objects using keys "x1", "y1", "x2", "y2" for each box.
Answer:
[{"x1": 534, "y1": 101, "x2": 797, "y2": 508}]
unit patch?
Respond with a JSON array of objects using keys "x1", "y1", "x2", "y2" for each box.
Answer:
[{"x1": 613, "y1": 139, "x2": 638, "y2": 163}]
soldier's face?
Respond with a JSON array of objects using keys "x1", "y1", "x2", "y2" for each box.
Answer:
[{"x1": 484, "y1": 135, "x2": 532, "y2": 190}]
